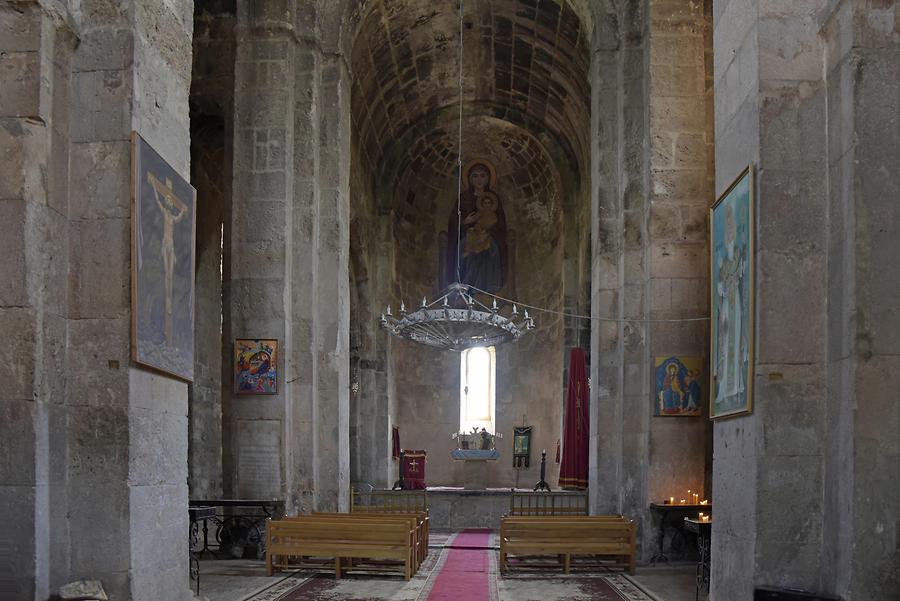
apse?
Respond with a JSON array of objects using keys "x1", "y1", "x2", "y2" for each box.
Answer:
[{"x1": 348, "y1": 0, "x2": 591, "y2": 489}]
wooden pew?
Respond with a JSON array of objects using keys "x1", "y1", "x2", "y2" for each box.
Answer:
[
  {"x1": 508, "y1": 491, "x2": 589, "y2": 516},
  {"x1": 351, "y1": 490, "x2": 429, "y2": 552},
  {"x1": 266, "y1": 517, "x2": 415, "y2": 580},
  {"x1": 282, "y1": 515, "x2": 417, "y2": 577},
  {"x1": 499, "y1": 516, "x2": 636, "y2": 574},
  {"x1": 312, "y1": 512, "x2": 427, "y2": 565}
]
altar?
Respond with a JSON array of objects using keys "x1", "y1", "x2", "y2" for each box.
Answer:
[{"x1": 450, "y1": 448, "x2": 500, "y2": 490}]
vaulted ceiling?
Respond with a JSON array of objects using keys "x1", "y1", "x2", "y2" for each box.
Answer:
[{"x1": 350, "y1": 0, "x2": 591, "y2": 189}]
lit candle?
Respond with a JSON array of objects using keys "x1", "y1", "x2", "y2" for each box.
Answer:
[
  {"x1": 701, "y1": 515, "x2": 710, "y2": 522},
  {"x1": 701, "y1": 499, "x2": 708, "y2": 505},
  {"x1": 669, "y1": 497, "x2": 675, "y2": 504},
  {"x1": 680, "y1": 498, "x2": 686, "y2": 504}
]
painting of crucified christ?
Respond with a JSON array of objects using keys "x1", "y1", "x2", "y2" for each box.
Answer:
[{"x1": 132, "y1": 132, "x2": 196, "y2": 381}]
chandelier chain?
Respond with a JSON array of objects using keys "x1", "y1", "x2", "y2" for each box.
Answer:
[
  {"x1": 466, "y1": 285, "x2": 710, "y2": 324},
  {"x1": 455, "y1": 0, "x2": 465, "y2": 284}
]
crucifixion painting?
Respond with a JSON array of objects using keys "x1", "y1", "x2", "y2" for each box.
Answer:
[{"x1": 132, "y1": 132, "x2": 196, "y2": 381}]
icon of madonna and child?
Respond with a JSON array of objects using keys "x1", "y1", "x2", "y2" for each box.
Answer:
[
  {"x1": 654, "y1": 356, "x2": 704, "y2": 417},
  {"x1": 441, "y1": 159, "x2": 511, "y2": 295}
]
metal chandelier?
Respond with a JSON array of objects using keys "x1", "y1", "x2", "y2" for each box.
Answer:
[{"x1": 379, "y1": 0, "x2": 535, "y2": 352}]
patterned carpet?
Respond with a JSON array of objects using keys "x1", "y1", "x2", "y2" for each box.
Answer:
[{"x1": 245, "y1": 530, "x2": 655, "y2": 601}]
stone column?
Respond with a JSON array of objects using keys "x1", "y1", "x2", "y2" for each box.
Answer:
[
  {"x1": 821, "y1": 2, "x2": 900, "y2": 599},
  {"x1": 70, "y1": 0, "x2": 195, "y2": 599},
  {"x1": 588, "y1": 1, "x2": 651, "y2": 549},
  {"x1": 711, "y1": 1, "x2": 898, "y2": 599},
  {"x1": 1, "y1": 0, "x2": 194, "y2": 599},
  {"x1": 224, "y1": 0, "x2": 297, "y2": 504},
  {"x1": 0, "y1": 3, "x2": 74, "y2": 598},
  {"x1": 225, "y1": 0, "x2": 350, "y2": 513}
]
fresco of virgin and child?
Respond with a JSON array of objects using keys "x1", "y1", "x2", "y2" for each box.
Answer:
[{"x1": 443, "y1": 159, "x2": 509, "y2": 294}]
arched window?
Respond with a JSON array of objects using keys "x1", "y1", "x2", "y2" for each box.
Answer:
[{"x1": 460, "y1": 346, "x2": 496, "y2": 433}]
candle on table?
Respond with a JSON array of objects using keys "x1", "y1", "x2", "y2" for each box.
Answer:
[
  {"x1": 680, "y1": 498, "x2": 686, "y2": 504},
  {"x1": 669, "y1": 497, "x2": 674, "y2": 504}
]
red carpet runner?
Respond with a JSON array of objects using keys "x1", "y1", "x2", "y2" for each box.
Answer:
[{"x1": 426, "y1": 529, "x2": 492, "y2": 601}]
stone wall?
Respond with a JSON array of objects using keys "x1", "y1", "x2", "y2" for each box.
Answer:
[
  {"x1": 821, "y1": 1, "x2": 900, "y2": 598},
  {"x1": 187, "y1": 0, "x2": 236, "y2": 501},
  {"x1": 1, "y1": 0, "x2": 195, "y2": 598},
  {"x1": 646, "y1": 0, "x2": 714, "y2": 545},
  {"x1": 711, "y1": 0, "x2": 899, "y2": 598},
  {"x1": 0, "y1": 3, "x2": 75, "y2": 597}
]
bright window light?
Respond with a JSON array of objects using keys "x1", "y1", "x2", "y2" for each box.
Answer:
[{"x1": 460, "y1": 346, "x2": 496, "y2": 433}]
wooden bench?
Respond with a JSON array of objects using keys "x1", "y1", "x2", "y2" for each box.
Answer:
[
  {"x1": 351, "y1": 490, "x2": 429, "y2": 553},
  {"x1": 266, "y1": 516, "x2": 415, "y2": 580},
  {"x1": 309, "y1": 512, "x2": 426, "y2": 566},
  {"x1": 500, "y1": 515, "x2": 636, "y2": 574}
]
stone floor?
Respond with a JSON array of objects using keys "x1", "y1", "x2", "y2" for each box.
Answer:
[{"x1": 194, "y1": 532, "x2": 704, "y2": 601}]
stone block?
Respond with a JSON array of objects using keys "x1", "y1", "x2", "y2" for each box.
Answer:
[
  {"x1": 850, "y1": 438, "x2": 900, "y2": 600},
  {"x1": 0, "y1": 307, "x2": 36, "y2": 401},
  {"x1": 680, "y1": 205, "x2": 707, "y2": 241},
  {"x1": 710, "y1": 531, "x2": 754, "y2": 600},
  {"x1": 671, "y1": 277, "x2": 707, "y2": 313},
  {"x1": 67, "y1": 406, "x2": 129, "y2": 482},
  {"x1": 759, "y1": 84, "x2": 826, "y2": 172},
  {"x1": 0, "y1": 198, "x2": 28, "y2": 307},
  {"x1": 0, "y1": 3, "x2": 41, "y2": 53},
  {"x1": 754, "y1": 539, "x2": 824, "y2": 592},
  {"x1": 649, "y1": 203, "x2": 679, "y2": 240},
  {"x1": 756, "y1": 363, "x2": 826, "y2": 453},
  {"x1": 0, "y1": 400, "x2": 37, "y2": 485},
  {"x1": 71, "y1": 69, "x2": 131, "y2": 143},
  {"x1": 48, "y1": 126, "x2": 69, "y2": 214},
  {"x1": 128, "y1": 483, "x2": 188, "y2": 577},
  {"x1": 129, "y1": 407, "x2": 187, "y2": 486},
  {"x1": 651, "y1": 97, "x2": 707, "y2": 133},
  {"x1": 66, "y1": 318, "x2": 129, "y2": 408},
  {"x1": 648, "y1": 417, "x2": 707, "y2": 501},
  {"x1": 758, "y1": 14, "x2": 822, "y2": 82},
  {"x1": 0, "y1": 51, "x2": 41, "y2": 118},
  {"x1": 69, "y1": 141, "x2": 131, "y2": 220},
  {"x1": 651, "y1": 168, "x2": 707, "y2": 203},
  {"x1": 0, "y1": 119, "x2": 27, "y2": 200},
  {"x1": 31, "y1": 203, "x2": 68, "y2": 315},
  {"x1": 674, "y1": 133, "x2": 707, "y2": 168},
  {"x1": 650, "y1": 242, "x2": 705, "y2": 279},
  {"x1": 73, "y1": 28, "x2": 134, "y2": 72},
  {"x1": 129, "y1": 366, "x2": 188, "y2": 414},
  {"x1": 39, "y1": 312, "x2": 68, "y2": 405},
  {"x1": 855, "y1": 355, "x2": 900, "y2": 457},
  {"x1": 715, "y1": 93, "x2": 760, "y2": 177},
  {"x1": 234, "y1": 419, "x2": 282, "y2": 499},
  {"x1": 756, "y1": 250, "x2": 825, "y2": 364},
  {"x1": 67, "y1": 481, "x2": 130, "y2": 574},
  {"x1": 130, "y1": 561, "x2": 190, "y2": 601},
  {"x1": 0, "y1": 485, "x2": 37, "y2": 597},
  {"x1": 68, "y1": 218, "x2": 130, "y2": 319}
]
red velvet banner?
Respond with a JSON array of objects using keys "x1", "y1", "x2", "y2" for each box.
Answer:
[
  {"x1": 402, "y1": 450, "x2": 427, "y2": 490},
  {"x1": 559, "y1": 347, "x2": 588, "y2": 489}
]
